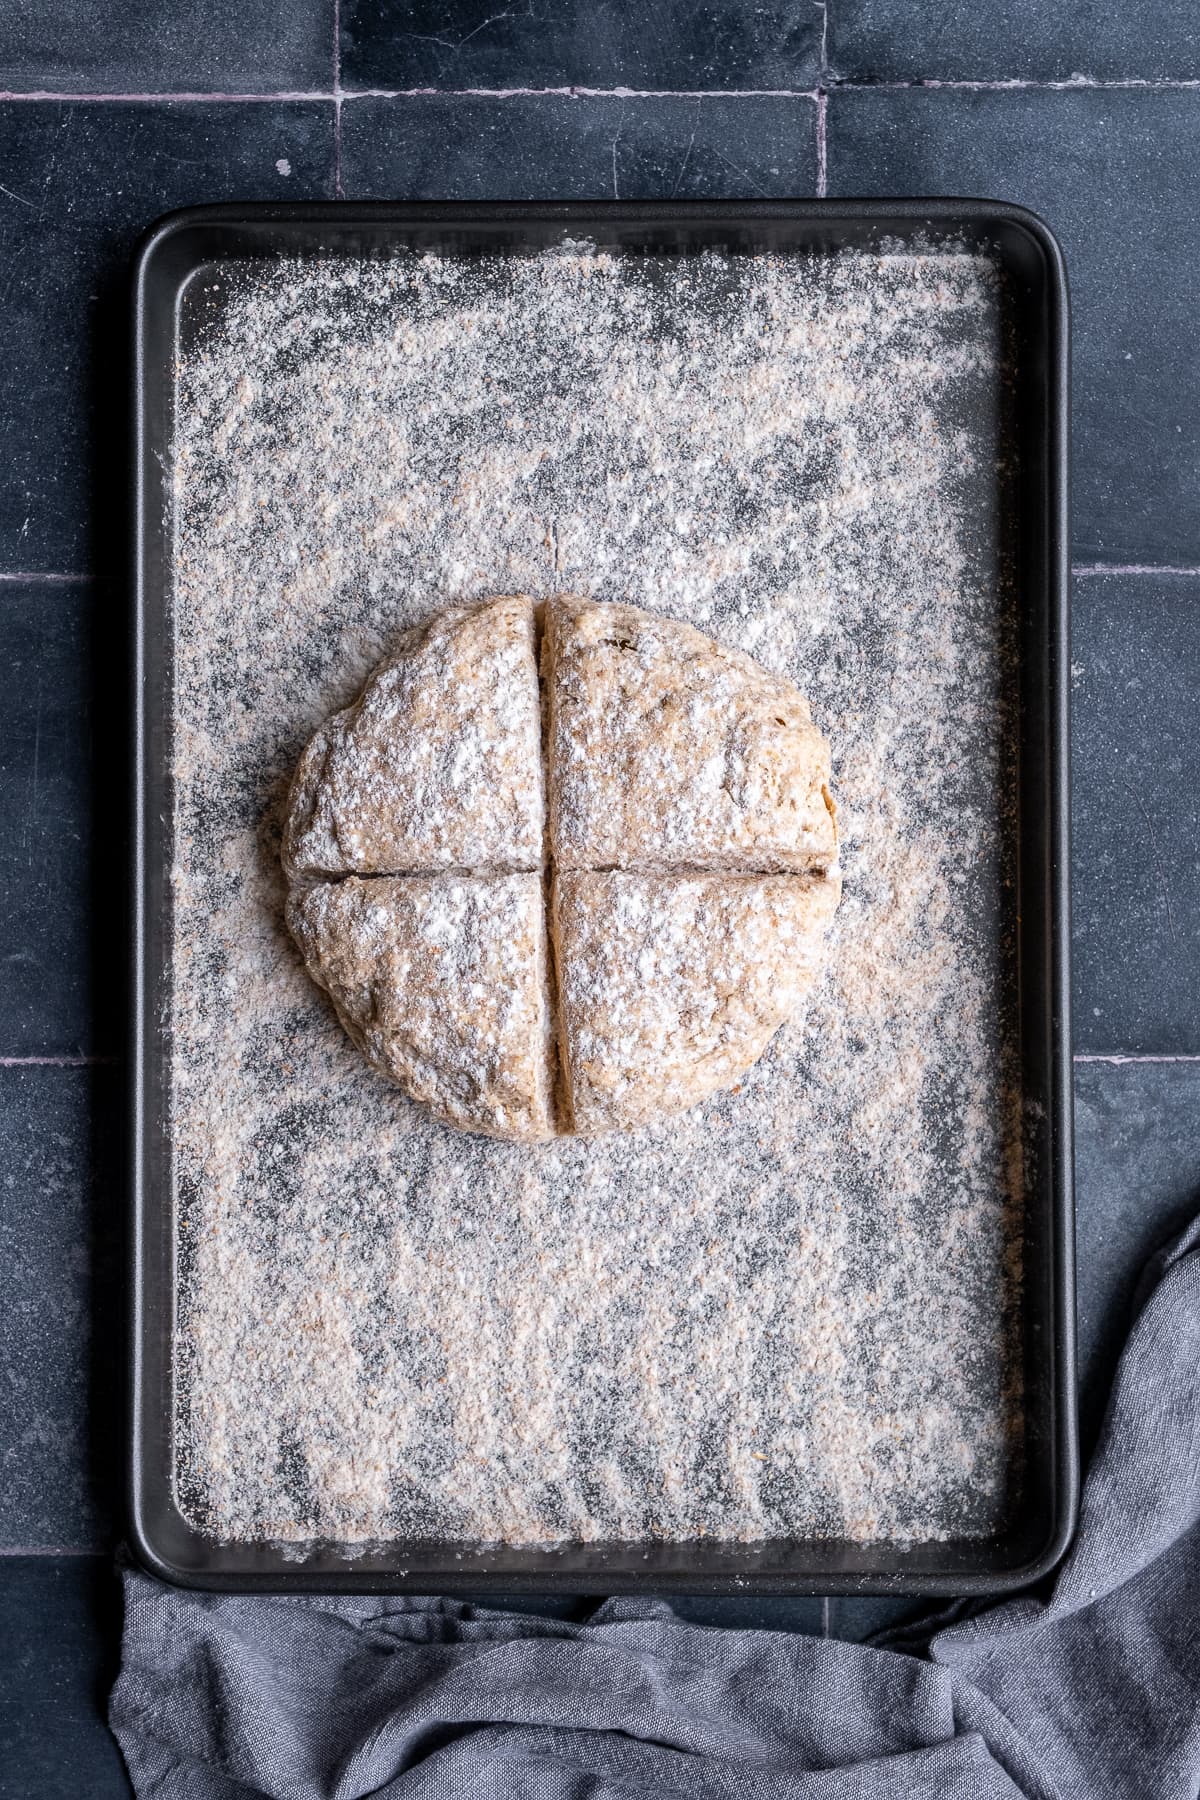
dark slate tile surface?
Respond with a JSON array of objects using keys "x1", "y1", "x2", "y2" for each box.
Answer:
[
  {"x1": 0, "y1": 1557, "x2": 130, "y2": 1798},
  {"x1": 0, "y1": 1067, "x2": 120, "y2": 1550},
  {"x1": 826, "y1": 87, "x2": 1200, "y2": 564},
  {"x1": 0, "y1": 101, "x2": 333, "y2": 576},
  {"x1": 827, "y1": 1596, "x2": 933, "y2": 1642},
  {"x1": 1072, "y1": 572, "x2": 1200, "y2": 1055},
  {"x1": 340, "y1": 93, "x2": 819, "y2": 200},
  {"x1": 669, "y1": 1595, "x2": 825, "y2": 1634},
  {"x1": 0, "y1": 581, "x2": 120, "y2": 1057},
  {"x1": 340, "y1": 1, "x2": 824, "y2": 94},
  {"x1": 459, "y1": 1592, "x2": 595, "y2": 1623},
  {"x1": 0, "y1": 0, "x2": 333, "y2": 95},
  {"x1": 1073, "y1": 1058, "x2": 1200, "y2": 1454},
  {"x1": 459, "y1": 1594, "x2": 824, "y2": 1632},
  {"x1": 464, "y1": 1592, "x2": 825, "y2": 1632},
  {"x1": 828, "y1": 1, "x2": 1200, "y2": 83}
]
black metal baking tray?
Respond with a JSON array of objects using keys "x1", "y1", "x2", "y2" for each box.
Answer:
[{"x1": 130, "y1": 200, "x2": 1075, "y2": 1596}]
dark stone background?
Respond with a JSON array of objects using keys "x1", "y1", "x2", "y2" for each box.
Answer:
[{"x1": 1, "y1": 5, "x2": 1197, "y2": 1788}]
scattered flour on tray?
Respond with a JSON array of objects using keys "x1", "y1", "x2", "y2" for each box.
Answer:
[{"x1": 170, "y1": 243, "x2": 1023, "y2": 1548}]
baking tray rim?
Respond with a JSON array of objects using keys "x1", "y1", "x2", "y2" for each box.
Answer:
[{"x1": 130, "y1": 197, "x2": 1076, "y2": 1596}]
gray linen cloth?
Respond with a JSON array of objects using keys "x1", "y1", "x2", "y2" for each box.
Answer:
[{"x1": 110, "y1": 1216, "x2": 1200, "y2": 1799}]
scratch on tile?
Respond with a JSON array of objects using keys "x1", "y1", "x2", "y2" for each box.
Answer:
[
  {"x1": 27, "y1": 685, "x2": 41, "y2": 855},
  {"x1": 671, "y1": 127, "x2": 696, "y2": 197},
  {"x1": 1130, "y1": 784, "x2": 1179, "y2": 948},
  {"x1": 454, "y1": 9, "x2": 514, "y2": 50},
  {"x1": 709, "y1": 142, "x2": 768, "y2": 198}
]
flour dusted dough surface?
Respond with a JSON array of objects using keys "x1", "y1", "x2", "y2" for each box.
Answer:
[
  {"x1": 287, "y1": 873, "x2": 556, "y2": 1141},
  {"x1": 555, "y1": 870, "x2": 842, "y2": 1134},
  {"x1": 283, "y1": 593, "x2": 840, "y2": 1138},
  {"x1": 282, "y1": 595, "x2": 544, "y2": 881},
  {"x1": 545, "y1": 595, "x2": 838, "y2": 874}
]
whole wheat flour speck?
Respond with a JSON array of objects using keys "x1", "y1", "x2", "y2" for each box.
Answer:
[{"x1": 170, "y1": 243, "x2": 1023, "y2": 1549}]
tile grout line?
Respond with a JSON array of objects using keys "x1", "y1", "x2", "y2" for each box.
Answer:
[
  {"x1": 338, "y1": 84, "x2": 823, "y2": 100},
  {"x1": 0, "y1": 1055, "x2": 119, "y2": 1067},
  {"x1": 1073, "y1": 563, "x2": 1200, "y2": 577},
  {"x1": 0, "y1": 84, "x2": 816, "y2": 104},
  {"x1": 856, "y1": 76, "x2": 1200, "y2": 92},
  {"x1": 333, "y1": 0, "x2": 344, "y2": 198},
  {"x1": 0, "y1": 79, "x2": 1198, "y2": 104},
  {"x1": 0, "y1": 570, "x2": 90, "y2": 583},
  {"x1": 0, "y1": 564, "x2": 1193, "y2": 602},
  {"x1": 815, "y1": 90, "x2": 827, "y2": 195},
  {"x1": 11, "y1": 1051, "x2": 1200, "y2": 1065},
  {"x1": 1074, "y1": 1054, "x2": 1200, "y2": 1065},
  {"x1": 815, "y1": 0, "x2": 829, "y2": 197},
  {"x1": 0, "y1": 1548, "x2": 107, "y2": 1562},
  {"x1": 3, "y1": 563, "x2": 1196, "y2": 586},
  {"x1": 6, "y1": 1053, "x2": 1194, "y2": 1070},
  {"x1": 9, "y1": 1052, "x2": 1196, "y2": 1070},
  {"x1": 0, "y1": 88, "x2": 335, "y2": 102}
]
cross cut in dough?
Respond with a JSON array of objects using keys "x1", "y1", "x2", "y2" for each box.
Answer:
[{"x1": 282, "y1": 595, "x2": 841, "y2": 1140}]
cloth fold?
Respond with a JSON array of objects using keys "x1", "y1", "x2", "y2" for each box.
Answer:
[{"x1": 111, "y1": 1216, "x2": 1200, "y2": 1799}]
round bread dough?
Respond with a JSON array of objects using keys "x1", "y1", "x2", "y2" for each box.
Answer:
[{"x1": 282, "y1": 594, "x2": 841, "y2": 1140}]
